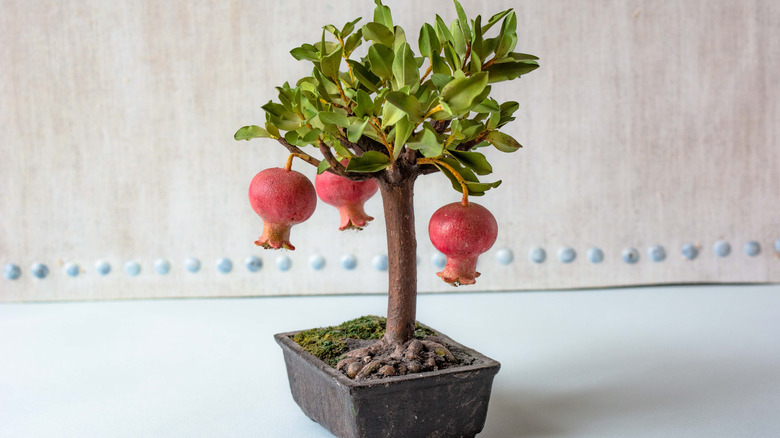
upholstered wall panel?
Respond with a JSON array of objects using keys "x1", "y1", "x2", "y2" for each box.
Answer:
[{"x1": 1, "y1": 0, "x2": 778, "y2": 301}]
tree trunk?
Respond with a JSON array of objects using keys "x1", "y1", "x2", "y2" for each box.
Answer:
[{"x1": 378, "y1": 175, "x2": 418, "y2": 345}]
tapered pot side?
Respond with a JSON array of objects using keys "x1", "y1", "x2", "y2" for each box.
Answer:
[{"x1": 275, "y1": 325, "x2": 501, "y2": 438}]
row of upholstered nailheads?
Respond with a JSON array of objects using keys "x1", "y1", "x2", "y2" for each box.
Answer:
[
  {"x1": 2, "y1": 255, "x2": 379, "y2": 280},
  {"x1": 3, "y1": 240, "x2": 778, "y2": 280},
  {"x1": 525, "y1": 240, "x2": 776, "y2": 264}
]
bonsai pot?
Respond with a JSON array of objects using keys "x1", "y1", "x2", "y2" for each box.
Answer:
[{"x1": 274, "y1": 325, "x2": 501, "y2": 438}]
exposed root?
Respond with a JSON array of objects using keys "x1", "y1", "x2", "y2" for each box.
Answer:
[{"x1": 336, "y1": 336, "x2": 461, "y2": 381}]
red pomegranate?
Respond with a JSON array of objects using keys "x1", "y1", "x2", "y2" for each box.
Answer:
[
  {"x1": 428, "y1": 202, "x2": 498, "y2": 285},
  {"x1": 249, "y1": 167, "x2": 317, "y2": 250},
  {"x1": 315, "y1": 170, "x2": 378, "y2": 230}
]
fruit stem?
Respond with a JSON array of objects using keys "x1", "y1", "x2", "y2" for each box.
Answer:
[
  {"x1": 285, "y1": 152, "x2": 311, "y2": 171},
  {"x1": 417, "y1": 157, "x2": 469, "y2": 206}
]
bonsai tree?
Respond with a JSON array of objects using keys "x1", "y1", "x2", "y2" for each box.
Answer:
[{"x1": 236, "y1": 0, "x2": 538, "y2": 378}]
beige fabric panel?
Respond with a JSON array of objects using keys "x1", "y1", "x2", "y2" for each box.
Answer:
[{"x1": 1, "y1": 0, "x2": 778, "y2": 301}]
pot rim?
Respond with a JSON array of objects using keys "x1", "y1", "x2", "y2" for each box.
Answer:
[{"x1": 274, "y1": 321, "x2": 501, "y2": 392}]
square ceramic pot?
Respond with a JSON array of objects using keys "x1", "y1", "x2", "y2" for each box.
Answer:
[{"x1": 274, "y1": 325, "x2": 500, "y2": 438}]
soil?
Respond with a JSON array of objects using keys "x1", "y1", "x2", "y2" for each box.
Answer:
[{"x1": 292, "y1": 315, "x2": 477, "y2": 381}]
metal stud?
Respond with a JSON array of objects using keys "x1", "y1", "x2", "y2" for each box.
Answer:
[
  {"x1": 4, "y1": 264, "x2": 21, "y2": 280},
  {"x1": 64, "y1": 263, "x2": 80, "y2": 277},
  {"x1": 185, "y1": 258, "x2": 201, "y2": 273},
  {"x1": 124, "y1": 261, "x2": 141, "y2": 276},
  {"x1": 216, "y1": 258, "x2": 233, "y2": 274},
  {"x1": 341, "y1": 254, "x2": 358, "y2": 270},
  {"x1": 276, "y1": 256, "x2": 292, "y2": 272},
  {"x1": 95, "y1": 260, "x2": 111, "y2": 276},
  {"x1": 622, "y1": 248, "x2": 639, "y2": 264},
  {"x1": 496, "y1": 248, "x2": 514, "y2": 265},
  {"x1": 744, "y1": 241, "x2": 761, "y2": 257},
  {"x1": 309, "y1": 254, "x2": 326, "y2": 270},
  {"x1": 154, "y1": 259, "x2": 171, "y2": 275},
  {"x1": 432, "y1": 252, "x2": 446, "y2": 269},
  {"x1": 529, "y1": 247, "x2": 546, "y2": 264},
  {"x1": 372, "y1": 254, "x2": 389, "y2": 271},
  {"x1": 681, "y1": 243, "x2": 698, "y2": 260},
  {"x1": 558, "y1": 247, "x2": 576, "y2": 263},
  {"x1": 31, "y1": 263, "x2": 49, "y2": 279},
  {"x1": 245, "y1": 256, "x2": 263, "y2": 272},
  {"x1": 648, "y1": 245, "x2": 666, "y2": 262},
  {"x1": 713, "y1": 241, "x2": 731, "y2": 258},
  {"x1": 587, "y1": 247, "x2": 604, "y2": 264}
]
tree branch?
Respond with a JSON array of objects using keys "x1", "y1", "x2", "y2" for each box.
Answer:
[
  {"x1": 455, "y1": 131, "x2": 489, "y2": 151},
  {"x1": 336, "y1": 133, "x2": 365, "y2": 155},
  {"x1": 319, "y1": 140, "x2": 346, "y2": 174},
  {"x1": 277, "y1": 138, "x2": 320, "y2": 168}
]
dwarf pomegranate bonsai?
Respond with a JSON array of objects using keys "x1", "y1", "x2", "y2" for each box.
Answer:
[{"x1": 236, "y1": 0, "x2": 538, "y2": 378}]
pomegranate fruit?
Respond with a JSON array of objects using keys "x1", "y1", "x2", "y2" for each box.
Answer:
[
  {"x1": 249, "y1": 167, "x2": 317, "y2": 250},
  {"x1": 315, "y1": 169, "x2": 378, "y2": 230},
  {"x1": 428, "y1": 202, "x2": 498, "y2": 285}
]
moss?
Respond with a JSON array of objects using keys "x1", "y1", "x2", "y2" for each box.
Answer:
[{"x1": 292, "y1": 315, "x2": 436, "y2": 367}]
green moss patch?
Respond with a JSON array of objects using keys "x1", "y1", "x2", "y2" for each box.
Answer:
[{"x1": 292, "y1": 315, "x2": 436, "y2": 367}]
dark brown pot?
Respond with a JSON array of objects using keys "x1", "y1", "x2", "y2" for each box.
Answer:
[{"x1": 274, "y1": 325, "x2": 501, "y2": 438}]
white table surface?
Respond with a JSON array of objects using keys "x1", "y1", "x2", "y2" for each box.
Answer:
[{"x1": 2, "y1": 284, "x2": 779, "y2": 438}]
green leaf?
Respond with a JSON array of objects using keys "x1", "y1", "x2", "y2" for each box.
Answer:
[
  {"x1": 324, "y1": 24, "x2": 339, "y2": 38},
  {"x1": 453, "y1": 0, "x2": 472, "y2": 43},
  {"x1": 319, "y1": 47, "x2": 343, "y2": 80},
  {"x1": 362, "y1": 22, "x2": 395, "y2": 47},
  {"x1": 373, "y1": 0, "x2": 393, "y2": 29},
  {"x1": 290, "y1": 45, "x2": 319, "y2": 62},
  {"x1": 497, "y1": 101, "x2": 519, "y2": 128},
  {"x1": 301, "y1": 128, "x2": 322, "y2": 144},
  {"x1": 391, "y1": 42, "x2": 419, "y2": 91},
  {"x1": 508, "y1": 52, "x2": 540, "y2": 61},
  {"x1": 317, "y1": 159, "x2": 331, "y2": 175},
  {"x1": 381, "y1": 98, "x2": 407, "y2": 128},
  {"x1": 485, "y1": 130, "x2": 523, "y2": 152},
  {"x1": 448, "y1": 150, "x2": 492, "y2": 175},
  {"x1": 392, "y1": 25, "x2": 407, "y2": 52},
  {"x1": 346, "y1": 150, "x2": 391, "y2": 172},
  {"x1": 439, "y1": 71, "x2": 489, "y2": 115},
  {"x1": 418, "y1": 23, "x2": 440, "y2": 59},
  {"x1": 434, "y1": 15, "x2": 454, "y2": 46},
  {"x1": 341, "y1": 17, "x2": 362, "y2": 38},
  {"x1": 482, "y1": 9, "x2": 512, "y2": 35},
  {"x1": 344, "y1": 31, "x2": 364, "y2": 56},
  {"x1": 484, "y1": 60, "x2": 539, "y2": 83},
  {"x1": 347, "y1": 60, "x2": 381, "y2": 92},
  {"x1": 465, "y1": 179, "x2": 501, "y2": 195},
  {"x1": 468, "y1": 49, "x2": 482, "y2": 75},
  {"x1": 347, "y1": 118, "x2": 369, "y2": 143},
  {"x1": 384, "y1": 91, "x2": 422, "y2": 123},
  {"x1": 430, "y1": 54, "x2": 451, "y2": 75},
  {"x1": 318, "y1": 111, "x2": 350, "y2": 128},
  {"x1": 368, "y1": 44, "x2": 394, "y2": 81},
  {"x1": 284, "y1": 130, "x2": 302, "y2": 146},
  {"x1": 449, "y1": 21, "x2": 467, "y2": 58},
  {"x1": 392, "y1": 116, "x2": 413, "y2": 159},
  {"x1": 494, "y1": 11, "x2": 517, "y2": 59},
  {"x1": 265, "y1": 122, "x2": 280, "y2": 139},
  {"x1": 443, "y1": 44, "x2": 461, "y2": 72},
  {"x1": 407, "y1": 123, "x2": 443, "y2": 157},
  {"x1": 471, "y1": 15, "x2": 485, "y2": 59},
  {"x1": 234, "y1": 125, "x2": 273, "y2": 141},
  {"x1": 354, "y1": 89, "x2": 375, "y2": 118},
  {"x1": 472, "y1": 97, "x2": 499, "y2": 114}
]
